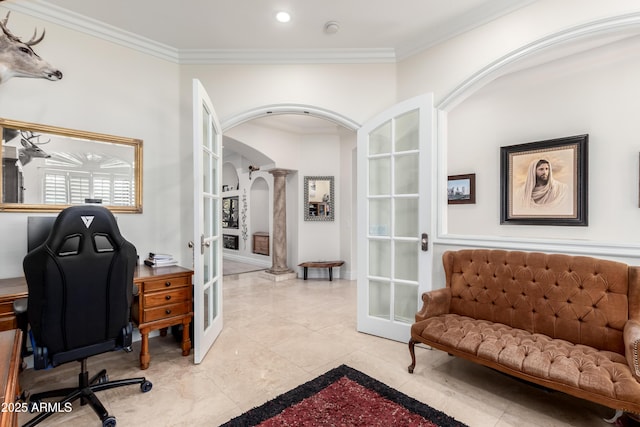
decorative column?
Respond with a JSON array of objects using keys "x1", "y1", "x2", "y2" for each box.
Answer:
[{"x1": 267, "y1": 168, "x2": 294, "y2": 275}]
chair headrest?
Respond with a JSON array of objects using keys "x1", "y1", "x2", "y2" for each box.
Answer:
[{"x1": 45, "y1": 205, "x2": 125, "y2": 256}]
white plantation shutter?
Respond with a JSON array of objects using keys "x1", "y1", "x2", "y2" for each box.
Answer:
[
  {"x1": 43, "y1": 170, "x2": 134, "y2": 205},
  {"x1": 69, "y1": 173, "x2": 90, "y2": 204},
  {"x1": 113, "y1": 176, "x2": 133, "y2": 206},
  {"x1": 92, "y1": 175, "x2": 111, "y2": 205},
  {"x1": 44, "y1": 172, "x2": 67, "y2": 204}
]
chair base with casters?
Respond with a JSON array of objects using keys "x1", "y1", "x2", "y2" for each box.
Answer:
[
  {"x1": 23, "y1": 357, "x2": 152, "y2": 427},
  {"x1": 15, "y1": 304, "x2": 152, "y2": 427}
]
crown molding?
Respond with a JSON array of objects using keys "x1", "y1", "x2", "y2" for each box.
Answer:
[
  {"x1": 3, "y1": 1, "x2": 180, "y2": 63},
  {"x1": 4, "y1": 1, "x2": 396, "y2": 64},
  {"x1": 178, "y1": 48, "x2": 396, "y2": 64}
]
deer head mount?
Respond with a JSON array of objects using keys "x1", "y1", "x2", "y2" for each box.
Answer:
[
  {"x1": 17, "y1": 130, "x2": 51, "y2": 168},
  {"x1": 248, "y1": 165, "x2": 260, "y2": 180},
  {"x1": 0, "y1": 11, "x2": 63, "y2": 84}
]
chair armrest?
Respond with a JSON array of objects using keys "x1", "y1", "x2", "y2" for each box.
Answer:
[
  {"x1": 415, "y1": 288, "x2": 451, "y2": 322},
  {"x1": 624, "y1": 319, "x2": 640, "y2": 381}
]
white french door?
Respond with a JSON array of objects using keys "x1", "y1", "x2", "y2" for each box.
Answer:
[
  {"x1": 356, "y1": 94, "x2": 434, "y2": 342},
  {"x1": 192, "y1": 79, "x2": 223, "y2": 363}
]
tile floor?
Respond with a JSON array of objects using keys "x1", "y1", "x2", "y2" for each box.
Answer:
[{"x1": 18, "y1": 273, "x2": 616, "y2": 427}]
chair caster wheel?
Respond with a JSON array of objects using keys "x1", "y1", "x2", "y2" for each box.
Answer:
[
  {"x1": 102, "y1": 415, "x2": 116, "y2": 427},
  {"x1": 141, "y1": 380, "x2": 152, "y2": 393},
  {"x1": 98, "y1": 374, "x2": 109, "y2": 384}
]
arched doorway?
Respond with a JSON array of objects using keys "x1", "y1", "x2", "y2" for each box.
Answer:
[{"x1": 221, "y1": 105, "x2": 359, "y2": 280}]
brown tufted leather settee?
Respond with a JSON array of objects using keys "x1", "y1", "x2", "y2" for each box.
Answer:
[{"x1": 408, "y1": 249, "x2": 640, "y2": 418}]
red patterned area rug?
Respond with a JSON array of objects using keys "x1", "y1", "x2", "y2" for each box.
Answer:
[{"x1": 221, "y1": 365, "x2": 467, "y2": 427}]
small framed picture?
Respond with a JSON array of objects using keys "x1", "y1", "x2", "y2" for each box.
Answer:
[
  {"x1": 447, "y1": 174, "x2": 476, "y2": 204},
  {"x1": 500, "y1": 134, "x2": 588, "y2": 226}
]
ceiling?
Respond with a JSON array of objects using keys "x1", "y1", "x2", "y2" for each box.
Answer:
[
  {"x1": 9, "y1": 1, "x2": 539, "y2": 157},
  {"x1": 30, "y1": 0, "x2": 535, "y2": 61}
]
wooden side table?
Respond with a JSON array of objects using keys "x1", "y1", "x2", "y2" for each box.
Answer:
[
  {"x1": 253, "y1": 232, "x2": 269, "y2": 256},
  {"x1": 131, "y1": 265, "x2": 193, "y2": 370},
  {"x1": 298, "y1": 261, "x2": 345, "y2": 281}
]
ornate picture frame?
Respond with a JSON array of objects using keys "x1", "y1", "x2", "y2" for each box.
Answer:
[
  {"x1": 500, "y1": 134, "x2": 588, "y2": 226},
  {"x1": 447, "y1": 173, "x2": 476, "y2": 205}
]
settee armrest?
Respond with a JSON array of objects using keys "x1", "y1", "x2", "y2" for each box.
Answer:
[
  {"x1": 624, "y1": 319, "x2": 640, "y2": 382},
  {"x1": 415, "y1": 288, "x2": 451, "y2": 322}
]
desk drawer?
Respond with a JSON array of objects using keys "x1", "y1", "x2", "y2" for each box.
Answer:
[
  {"x1": 143, "y1": 276, "x2": 190, "y2": 292},
  {"x1": 0, "y1": 301, "x2": 14, "y2": 316},
  {"x1": 143, "y1": 288, "x2": 190, "y2": 308},
  {"x1": 0, "y1": 315, "x2": 15, "y2": 331},
  {"x1": 143, "y1": 301, "x2": 190, "y2": 323}
]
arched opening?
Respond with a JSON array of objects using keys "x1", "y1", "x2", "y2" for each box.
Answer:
[{"x1": 221, "y1": 106, "x2": 359, "y2": 279}]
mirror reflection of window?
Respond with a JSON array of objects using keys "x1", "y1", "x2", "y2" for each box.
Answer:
[{"x1": 1, "y1": 119, "x2": 142, "y2": 212}]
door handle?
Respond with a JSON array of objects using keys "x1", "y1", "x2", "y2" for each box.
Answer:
[
  {"x1": 421, "y1": 233, "x2": 428, "y2": 251},
  {"x1": 200, "y1": 234, "x2": 210, "y2": 255}
]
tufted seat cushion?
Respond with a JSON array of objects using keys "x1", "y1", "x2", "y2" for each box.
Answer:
[
  {"x1": 413, "y1": 314, "x2": 640, "y2": 403},
  {"x1": 408, "y1": 249, "x2": 640, "y2": 415}
]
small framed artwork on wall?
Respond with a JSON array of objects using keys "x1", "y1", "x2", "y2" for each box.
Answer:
[
  {"x1": 447, "y1": 174, "x2": 476, "y2": 205},
  {"x1": 500, "y1": 134, "x2": 588, "y2": 226}
]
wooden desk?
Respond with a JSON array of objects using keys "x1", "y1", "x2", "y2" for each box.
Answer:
[
  {"x1": 0, "y1": 279, "x2": 27, "y2": 332},
  {"x1": 0, "y1": 329, "x2": 22, "y2": 427},
  {"x1": 0, "y1": 265, "x2": 194, "y2": 371},
  {"x1": 131, "y1": 265, "x2": 193, "y2": 370}
]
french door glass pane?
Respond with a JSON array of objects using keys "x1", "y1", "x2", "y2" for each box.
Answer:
[
  {"x1": 204, "y1": 241, "x2": 212, "y2": 282},
  {"x1": 211, "y1": 198, "x2": 219, "y2": 237},
  {"x1": 394, "y1": 241, "x2": 418, "y2": 282},
  {"x1": 369, "y1": 280, "x2": 390, "y2": 319},
  {"x1": 202, "y1": 107, "x2": 211, "y2": 150},
  {"x1": 369, "y1": 198, "x2": 390, "y2": 236},
  {"x1": 369, "y1": 121, "x2": 391, "y2": 155},
  {"x1": 394, "y1": 282, "x2": 418, "y2": 323},
  {"x1": 394, "y1": 153, "x2": 418, "y2": 194},
  {"x1": 394, "y1": 198, "x2": 418, "y2": 238},
  {"x1": 211, "y1": 280, "x2": 218, "y2": 319},
  {"x1": 369, "y1": 240, "x2": 391, "y2": 278},
  {"x1": 203, "y1": 152, "x2": 211, "y2": 193},
  {"x1": 203, "y1": 285, "x2": 210, "y2": 329},
  {"x1": 210, "y1": 244, "x2": 218, "y2": 278},
  {"x1": 204, "y1": 197, "x2": 212, "y2": 237},
  {"x1": 395, "y1": 110, "x2": 419, "y2": 152},
  {"x1": 369, "y1": 157, "x2": 390, "y2": 196}
]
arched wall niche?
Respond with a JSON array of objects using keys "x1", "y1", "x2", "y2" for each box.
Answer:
[
  {"x1": 222, "y1": 162, "x2": 239, "y2": 191},
  {"x1": 435, "y1": 11, "x2": 640, "y2": 260},
  {"x1": 250, "y1": 177, "x2": 270, "y2": 240}
]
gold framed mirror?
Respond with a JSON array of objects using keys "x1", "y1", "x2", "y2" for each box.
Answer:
[
  {"x1": 0, "y1": 118, "x2": 142, "y2": 213},
  {"x1": 304, "y1": 176, "x2": 334, "y2": 221}
]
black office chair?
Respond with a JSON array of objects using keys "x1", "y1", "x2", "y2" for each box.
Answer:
[{"x1": 22, "y1": 205, "x2": 152, "y2": 427}]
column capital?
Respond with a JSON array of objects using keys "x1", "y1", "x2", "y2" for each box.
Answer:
[{"x1": 268, "y1": 168, "x2": 295, "y2": 177}]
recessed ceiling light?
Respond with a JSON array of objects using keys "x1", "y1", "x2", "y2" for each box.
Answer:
[{"x1": 276, "y1": 11, "x2": 291, "y2": 23}]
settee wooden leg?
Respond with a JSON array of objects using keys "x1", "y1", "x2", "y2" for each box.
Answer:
[
  {"x1": 408, "y1": 339, "x2": 417, "y2": 374},
  {"x1": 603, "y1": 409, "x2": 624, "y2": 424}
]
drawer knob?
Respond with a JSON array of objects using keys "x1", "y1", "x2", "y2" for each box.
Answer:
[
  {"x1": 165, "y1": 281, "x2": 171, "y2": 287},
  {"x1": 165, "y1": 295, "x2": 172, "y2": 300},
  {"x1": 165, "y1": 309, "x2": 172, "y2": 315}
]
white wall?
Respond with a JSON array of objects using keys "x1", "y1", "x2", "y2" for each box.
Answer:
[
  {"x1": 447, "y1": 35, "x2": 640, "y2": 246},
  {"x1": 4, "y1": 2, "x2": 640, "y2": 286},
  {"x1": 0, "y1": 11, "x2": 181, "y2": 278}
]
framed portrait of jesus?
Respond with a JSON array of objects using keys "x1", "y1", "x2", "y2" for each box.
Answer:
[{"x1": 500, "y1": 134, "x2": 588, "y2": 226}]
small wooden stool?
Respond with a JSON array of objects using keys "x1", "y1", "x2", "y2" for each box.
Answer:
[{"x1": 298, "y1": 261, "x2": 345, "y2": 281}]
